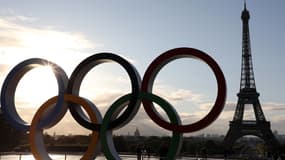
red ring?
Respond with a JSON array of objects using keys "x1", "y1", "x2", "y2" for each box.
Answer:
[{"x1": 141, "y1": 47, "x2": 226, "y2": 133}]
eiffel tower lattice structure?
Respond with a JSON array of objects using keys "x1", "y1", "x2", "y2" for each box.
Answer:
[{"x1": 223, "y1": 3, "x2": 279, "y2": 153}]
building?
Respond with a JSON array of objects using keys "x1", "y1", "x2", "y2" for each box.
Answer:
[{"x1": 134, "y1": 127, "x2": 140, "y2": 137}]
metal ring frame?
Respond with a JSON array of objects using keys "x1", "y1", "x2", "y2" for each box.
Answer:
[{"x1": 0, "y1": 48, "x2": 226, "y2": 159}]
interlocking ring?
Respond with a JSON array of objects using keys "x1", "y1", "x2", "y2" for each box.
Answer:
[
  {"x1": 30, "y1": 94, "x2": 102, "y2": 160},
  {"x1": 67, "y1": 53, "x2": 141, "y2": 131},
  {"x1": 0, "y1": 47, "x2": 227, "y2": 159},
  {"x1": 142, "y1": 48, "x2": 226, "y2": 132},
  {"x1": 0, "y1": 58, "x2": 69, "y2": 131},
  {"x1": 100, "y1": 93, "x2": 182, "y2": 159}
]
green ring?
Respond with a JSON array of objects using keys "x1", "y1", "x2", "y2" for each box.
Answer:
[{"x1": 100, "y1": 92, "x2": 183, "y2": 160}]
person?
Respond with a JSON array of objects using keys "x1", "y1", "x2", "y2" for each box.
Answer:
[
  {"x1": 201, "y1": 147, "x2": 207, "y2": 159},
  {"x1": 223, "y1": 149, "x2": 228, "y2": 160},
  {"x1": 145, "y1": 146, "x2": 151, "y2": 159},
  {"x1": 159, "y1": 143, "x2": 168, "y2": 160},
  {"x1": 136, "y1": 144, "x2": 142, "y2": 160}
]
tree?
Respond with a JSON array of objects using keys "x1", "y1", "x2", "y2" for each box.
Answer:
[{"x1": 0, "y1": 109, "x2": 26, "y2": 151}]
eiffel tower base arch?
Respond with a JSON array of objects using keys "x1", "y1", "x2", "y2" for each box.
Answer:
[{"x1": 223, "y1": 121, "x2": 280, "y2": 156}]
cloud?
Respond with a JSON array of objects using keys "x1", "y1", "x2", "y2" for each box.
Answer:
[
  {"x1": 4, "y1": 67, "x2": 285, "y2": 136},
  {"x1": 0, "y1": 64, "x2": 10, "y2": 75},
  {"x1": 153, "y1": 83, "x2": 205, "y2": 105},
  {"x1": 0, "y1": 15, "x2": 103, "y2": 99},
  {"x1": 10, "y1": 107, "x2": 93, "y2": 135},
  {"x1": 262, "y1": 102, "x2": 285, "y2": 111},
  {"x1": 4, "y1": 15, "x2": 37, "y2": 22},
  {"x1": 1, "y1": 15, "x2": 284, "y2": 136},
  {"x1": 0, "y1": 15, "x2": 102, "y2": 74},
  {"x1": 0, "y1": 17, "x2": 94, "y2": 50},
  {"x1": 204, "y1": 101, "x2": 285, "y2": 112},
  {"x1": 5, "y1": 91, "x2": 285, "y2": 136},
  {"x1": 0, "y1": 35, "x2": 22, "y2": 47}
]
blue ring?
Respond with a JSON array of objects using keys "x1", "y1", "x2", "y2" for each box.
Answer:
[{"x1": 0, "y1": 58, "x2": 68, "y2": 131}]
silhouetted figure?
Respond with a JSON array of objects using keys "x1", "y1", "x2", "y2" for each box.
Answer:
[
  {"x1": 201, "y1": 147, "x2": 207, "y2": 159},
  {"x1": 223, "y1": 149, "x2": 228, "y2": 160},
  {"x1": 159, "y1": 143, "x2": 168, "y2": 160},
  {"x1": 145, "y1": 146, "x2": 151, "y2": 159},
  {"x1": 137, "y1": 144, "x2": 142, "y2": 160}
]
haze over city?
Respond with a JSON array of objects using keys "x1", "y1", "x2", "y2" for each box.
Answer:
[{"x1": 0, "y1": 1, "x2": 284, "y2": 137}]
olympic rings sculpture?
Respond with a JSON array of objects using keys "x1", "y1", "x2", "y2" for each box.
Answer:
[{"x1": 1, "y1": 47, "x2": 226, "y2": 160}]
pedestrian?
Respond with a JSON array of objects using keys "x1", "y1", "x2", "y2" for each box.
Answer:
[
  {"x1": 137, "y1": 144, "x2": 142, "y2": 160},
  {"x1": 159, "y1": 143, "x2": 168, "y2": 160}
]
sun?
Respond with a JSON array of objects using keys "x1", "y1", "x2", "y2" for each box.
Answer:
[{"x1": 15, "y1": 65, "x2": 59, "y2": 109}]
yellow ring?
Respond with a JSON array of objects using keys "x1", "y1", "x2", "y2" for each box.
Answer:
[{"x1": 29, "y1": 94, "x2": 101, "y2": 160}]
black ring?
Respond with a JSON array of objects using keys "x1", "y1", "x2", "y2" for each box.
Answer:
[{"x1": 67, "y1": 53, "x2": 141, "y2": 130}]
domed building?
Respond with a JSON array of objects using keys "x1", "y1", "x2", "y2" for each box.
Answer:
[{"x1": 134, "y1": 127, "x2": 141, "y2": 137}]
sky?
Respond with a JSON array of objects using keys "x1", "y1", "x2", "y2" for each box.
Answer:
[{"x1": 0, "y1": 0, "x2": 285, "y2": 137}]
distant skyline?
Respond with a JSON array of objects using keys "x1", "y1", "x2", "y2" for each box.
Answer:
[{"x1": 0, "y1": 1, "x2": 284, "y2": 137}]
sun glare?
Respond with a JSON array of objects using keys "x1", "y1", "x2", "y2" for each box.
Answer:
[{"x1": 15, "y1": 65, "x2": 58, "y2": 109}]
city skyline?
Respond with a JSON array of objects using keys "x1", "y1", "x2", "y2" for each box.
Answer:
[{"x1": 0, "y1": 1, "x2": 284, "y2": 136}]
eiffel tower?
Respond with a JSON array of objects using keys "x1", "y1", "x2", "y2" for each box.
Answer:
[{"x1": 223, "y1": 2, "x2": 279, "y2": 153}]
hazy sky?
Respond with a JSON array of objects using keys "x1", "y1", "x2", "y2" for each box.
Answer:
[{"x1": 0, "y1": 0, "x2": 284, "y2": 137}]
